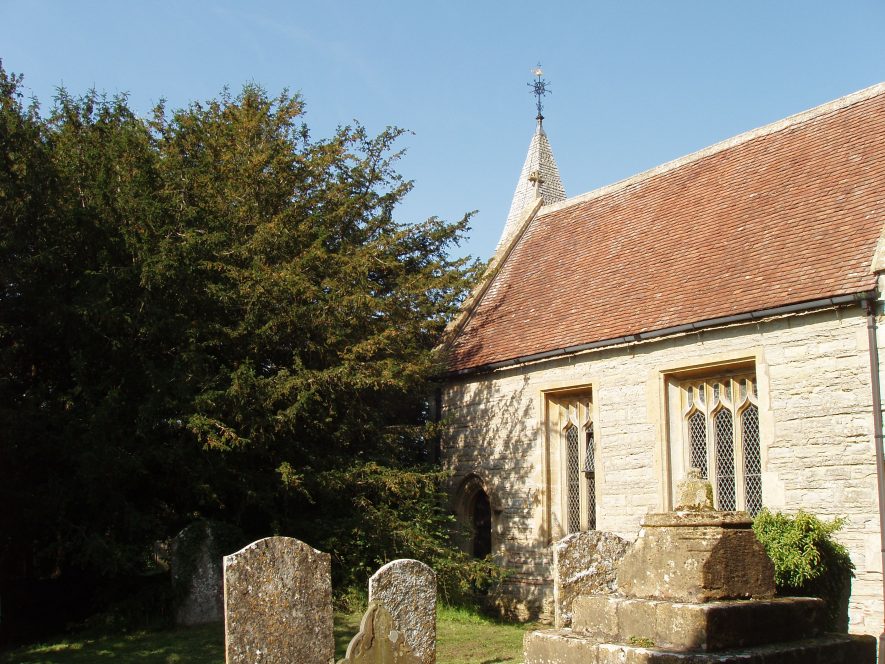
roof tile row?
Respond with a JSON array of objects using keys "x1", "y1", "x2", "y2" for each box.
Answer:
[{"x1": 448, "y1": 86, "x2": 885, "y2": 372}]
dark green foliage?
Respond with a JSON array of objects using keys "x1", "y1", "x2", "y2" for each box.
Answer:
[
  {"x1": 311, "y1": 463, "x2": 507, "y2": 604},
  {"x1": 752, "y1": 509, "x2": 854, "y2": 632},
  {"x1": 0, "y1": 61, "x2": 488, "y2": 636}
]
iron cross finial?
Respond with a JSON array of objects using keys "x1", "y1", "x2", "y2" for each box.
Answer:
[{"x1": 528, "y1": 63, "x2": 551, "y2": 123}]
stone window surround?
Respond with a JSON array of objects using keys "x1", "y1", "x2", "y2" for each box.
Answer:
[
  {"x1": 540, "y1": 382, "x2": 598, "y2": 543},
  {"x1": 657, "y1": 350, "x2": 772, "y2": 513},
  {"x1": 536, "y1": 350, "x2": 772, "y2": 543},
  {"x1": 675, "y1": 372, "x2": 759, "y2": 511}
]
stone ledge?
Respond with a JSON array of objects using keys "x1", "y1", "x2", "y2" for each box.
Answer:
[
  {"x1": 523, "y1": 629, "x2": 875, "y2": 664},
  {"x1": 642, "y1": 511, "x2": 752, "y2": 528}
]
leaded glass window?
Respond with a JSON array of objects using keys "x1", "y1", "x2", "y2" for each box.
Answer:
[
  {"x1": 742, "y1": 404, "x2": 762, "y2": 516},
  {"x1": 549, "y1": 393, "x2": 596, "y2": 536},
  {"x1": 680, "y1": 373, "x2": 761, "y2": 513},
  {"x1": 714, "y1": 409, "x2": 736, "y2": 510},
  {"x1": 585, "y1": 423, "x2": 596, "y2": 530},
  {"x1": 689, "y1": 411, "x2": 708, "y2": 479},
  {"x1": 565, "y1": 424, "x2": 581, "y2": 534}
]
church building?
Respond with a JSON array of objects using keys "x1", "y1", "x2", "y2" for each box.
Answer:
[{"x1": 439, "y1": 79, "x2": 885, "y2": 637}]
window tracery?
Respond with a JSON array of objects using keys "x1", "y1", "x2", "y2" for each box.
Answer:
[
  {"x1": 554, "y1": 394, "x2": 596, "y2": 534},
  {"x1": 679, "y1": 375, "x2": 761, "y2": 514}
]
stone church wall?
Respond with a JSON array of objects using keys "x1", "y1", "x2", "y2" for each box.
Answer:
[{"x1": 441, "y1": 304, "x2": 883, "y2": 635}]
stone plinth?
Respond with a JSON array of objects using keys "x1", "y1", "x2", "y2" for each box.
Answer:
[
  {"x1": 553, "y1": 531, "x2": 629, "y2": 628},
  {"x1": 368, "y1": 559, "x2": 436, "y2": 664},
  {"x1": 523, "y1": 477, "x2": 873, "y2": 663},
  {"x1": 523, "y1": 630, "x2": 876, "y2": 664},
  {"x1": 616, "y1": 511, "x2": 775, "y2": 603},
  {"x1": 571, "y1": 595, "x2": 824, "y2": 651},
  {"x1": 522, "y1": 500, "x2": 874, "y2": 663},
  {"x1": 224, "y1": 536, "x2": 334, "y2": 664}
]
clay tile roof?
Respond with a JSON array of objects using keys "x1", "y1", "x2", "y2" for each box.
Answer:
[{"x1": 448, "y1": 84, "x2": 885, "y2": 373}]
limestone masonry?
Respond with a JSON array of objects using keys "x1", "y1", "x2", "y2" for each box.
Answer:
[{"x1": 441, "y1": 82, "x2": 885, "y2": 637}]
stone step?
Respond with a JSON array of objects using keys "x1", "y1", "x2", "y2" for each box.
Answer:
[
  {"x1": 523, "y1": 629, "x2": 876, "y2": 664},
  {"x1": 571, "y1": 594, "x2": 825, "y2": 651}
]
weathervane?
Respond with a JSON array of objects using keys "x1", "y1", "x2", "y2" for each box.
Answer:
[{"x1": 528, "y1": 63, "x2": 551, "y2": 123}]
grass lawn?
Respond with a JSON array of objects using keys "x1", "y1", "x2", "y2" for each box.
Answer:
[{"x1": 0, "y1": 606, "x2": 533, "y2": 664}]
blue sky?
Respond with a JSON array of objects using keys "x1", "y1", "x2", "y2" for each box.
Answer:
[{"x1": 2, "y1": 1, "x2": 883, "y2": 259}]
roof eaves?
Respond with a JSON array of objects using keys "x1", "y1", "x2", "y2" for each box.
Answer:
[{"x1": 445, "y1": 289, "x2": 879, "y2": 377}]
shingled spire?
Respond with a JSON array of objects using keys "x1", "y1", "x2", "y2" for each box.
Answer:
[{"x1": 497, "y1": 65, "x2": 566, "y2": 253}]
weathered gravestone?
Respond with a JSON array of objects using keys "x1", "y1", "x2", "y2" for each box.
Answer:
[
  {"x1": 224, "y1": 536, "x2": 334, "y2": 664},
  {"x1": 368, "y1": 559, "x2": 436, "y2": 664},
  {"x1": 552, "y1": 530, "x2": 629, "y2": 628},
  {"x1": 171, "y1": 521, "x2": 224, "y2": 625},
  {"x1": 338, "y1": 602, "x2": 421, "y2": 664}
]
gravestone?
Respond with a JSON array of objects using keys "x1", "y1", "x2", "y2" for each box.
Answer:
[
  {"x1": 171, "y1": 521, "x2": 223, "y2": 625},
  {"x1": 224, "y1": 536, "x2": 334, "y2": 664},
  {"x1": 552, "y1": 530, "x2": 629, "y2": 628},
  {"x1": 338, "y1": 602, "x2": 420, "y2": 664},
  {"x1": 368, "y1": 559, "x2": 436, "y2": 664}
]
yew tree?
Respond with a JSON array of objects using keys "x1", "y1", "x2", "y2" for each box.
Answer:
[{"x1": 0, "y1": 63, "x2": 487, "y2": 616}]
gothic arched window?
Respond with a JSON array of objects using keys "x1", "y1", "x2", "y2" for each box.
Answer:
[
  {"x1": 552, "y1": 394, "x2": 596, "y2": 535},
  {"x1": 680, "y1": 375, "x2": 761, "y2": 515}
]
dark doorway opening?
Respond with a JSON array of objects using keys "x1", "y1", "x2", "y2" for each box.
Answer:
[{"x1": 471, "y1": 489, "x2": 492, "y2": 559}]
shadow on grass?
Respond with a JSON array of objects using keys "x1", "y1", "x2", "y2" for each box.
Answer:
[
  {"x1": 2, "y1": 614, "x2": 366, "y2": 664},
  {"x1": 0, "y1": 623, "x2": 224, "y2": 664},
  {"x1": 2, "y1": 608, "x2": 531, "y2": 664},
  {"x1": 334, "y1": 611, "x2": 362, "y2": 660}
]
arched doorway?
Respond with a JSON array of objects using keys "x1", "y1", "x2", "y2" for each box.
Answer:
[
  {"x1": 454, "y1": 475, "x2": 495, "y2": 559},
  {"x1": 470, "y1": 489, "x2": 492, "y2": 559}
]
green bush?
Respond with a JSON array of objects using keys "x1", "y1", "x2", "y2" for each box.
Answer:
[{"x1": 752, "y1": 509, "x2": 854, "y2": 632}]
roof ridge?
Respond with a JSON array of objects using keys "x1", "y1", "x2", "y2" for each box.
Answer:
[{"x1": 539, "y1": 81, "x2": 885, "y2": 217}]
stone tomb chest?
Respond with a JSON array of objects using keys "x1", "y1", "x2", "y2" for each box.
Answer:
[{"x1": 524, "y1": 474, "x2": 875, "y2": 663}]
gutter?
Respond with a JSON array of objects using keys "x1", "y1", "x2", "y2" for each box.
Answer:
[
  {"x1": 446, "y1": 290, "x2": 877, "y2": 377},
  {"x1": 863, "y1": 297, "x2": 885, "y2": 662}
]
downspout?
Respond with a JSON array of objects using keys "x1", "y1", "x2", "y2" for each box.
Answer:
[{"x1": 864, "y1": 296, "x2": 885, "y2": 661}]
